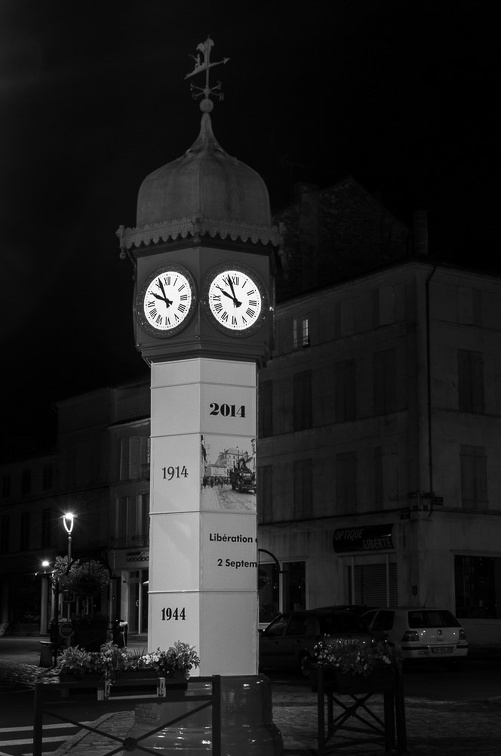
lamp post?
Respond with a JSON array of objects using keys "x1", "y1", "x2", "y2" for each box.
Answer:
[
  {"x1": 62, "y1": 512, "x2": 75, "y2": 567},
  {"x1": 39, "y1": 560, "x2": 50, "y2": 635}
]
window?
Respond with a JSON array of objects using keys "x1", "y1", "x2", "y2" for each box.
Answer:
[
  {"x1": 120, "y1": 436, "x2": 150, "y2": 481},
  {"x1": 460, "y1": 445, "x2": 488, "y2": 509},
  {"x1": 371, "y1": 610, "x2": 395, "y2": 632},
  {"x1": 111, "y1": 494, "x2": 149, "y2": 547},
  {"x1": 376, "y1": 286, "x2": 395, "y2": 326},
  {"x1": 457, "y1": 287, "x2": 482, "y2": 325},
  {"x1": 258, "y1": 380, "x2": 273, "y2": 438},
  {"x1": 373, "y1": 348, "x2": 397, "y2": 414},
  {"x1": 293, "y1": 458, "x2": 313, "y2": 518},
  {"x1": 0, "y1": 515, "x2": 10, "y2": 553},
  {"x1": 258, "y1": 561, "x2": 279, "y2": 624},
  {"x1": 258, "y1": 465, "x2": 273, "y2": 523},
  {"x1": 336, "y1": 451, "x2": 357, "y2": 514},
  {"x1": 374, "y1": 445, "x2": 399, "y2": 509},
  {"x1": 21, "y1": 469, "x2": 31, "y2": 496},
  {"x1": 334, "y1": 360, "x2": 356, "y2": 422},
  {"x1": 293, "y1": 317, "x2": 309, "y2": 348},
  {"x1": 455, "y1": 555, "x2": 500, "y2": 619},
  {"x1": 20, "y1": 512, "x2": 30, "y2": 551},
  {"x1": 458, "y1": 350, "x2": 485, "y2": 413},
  {"x1": 282, "y1": 561, "x2": 306, "y2": 612},
  {"x1": 139, "y1": 493, "x2": 150, "y2": 544},
  {"x1": 293, "y1": 370, "x2": 312, "y2": 431},
  {"x1": 41, "y1": 509, "x2": 54, "y2": 548},
  {"x1": 1, "y1": 473, "x2": 11, "y2": 498},
  {"x1": 42, "y1": 464, "x2": 53, "y2": 491},
  {"x1": 347, "y1": 562, "x2": 398, "y2": 606}
]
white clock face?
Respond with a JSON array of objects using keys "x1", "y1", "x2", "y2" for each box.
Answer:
[
  {"x1": 204, "y1": 265, "x2": 267, "y2": 335},
  {"x1": 138, "y1": 266, "x2": 196, "y2": 337}
]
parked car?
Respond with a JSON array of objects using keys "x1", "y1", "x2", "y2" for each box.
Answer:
[
  {"x1": 362, "y1": 607, "x2": 468, "y2": 669},
  {"x1": 259, "y1": 608, "x2": 373, "y2": 677}
]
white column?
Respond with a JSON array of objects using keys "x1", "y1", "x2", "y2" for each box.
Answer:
[{"x1": 148, "y1": 358, "x2": 258, "y2": 676}]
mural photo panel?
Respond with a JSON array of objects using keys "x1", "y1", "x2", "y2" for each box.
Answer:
[{"x1": 200, "y1": 434, "x2": 256, "y2": 513}]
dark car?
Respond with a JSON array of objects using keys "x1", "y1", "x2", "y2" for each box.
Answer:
[{"x1": 259, "y1": 608, "x2": 373, "y2": 677}]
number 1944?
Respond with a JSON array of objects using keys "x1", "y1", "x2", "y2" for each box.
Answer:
[{"x1": 161, "y1": 608, "x2": 186, "y2": 621}]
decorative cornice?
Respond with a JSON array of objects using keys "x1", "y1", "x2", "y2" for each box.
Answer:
[{"x1": 117, "y1": 216, "x2": 281, "y2": 251}]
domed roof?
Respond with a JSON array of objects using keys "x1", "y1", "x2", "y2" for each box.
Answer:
[
  {"x1": 137, "y1": 112, "x2": 271, "y2": 228},
  {"x1": 117, "y1": 110, "x2": 279, "y2": 252}
]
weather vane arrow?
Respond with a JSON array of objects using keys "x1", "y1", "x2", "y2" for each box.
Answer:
[{"x1": 185, "y1": 36, "x2": 229, "y2": 102}]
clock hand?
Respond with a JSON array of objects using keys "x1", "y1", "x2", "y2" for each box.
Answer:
[
  {"x1": 224, "y1": 277, "x2": 242, "y2": 308},
  {"x1": 216, "y1": 285, "x2": 237, "y2": 303},
  {"x1": 152, "y1": 293, "x2": 174, "y2": 306},
  {"x1": 155, "y1": 281, "x2": 173, "y2": 307}
]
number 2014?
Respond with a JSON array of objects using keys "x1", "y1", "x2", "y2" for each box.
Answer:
[{"x1": 209, "y1": 403, "x2": 246, "y2": 418}]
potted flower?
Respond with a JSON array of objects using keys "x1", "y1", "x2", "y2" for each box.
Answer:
[
  {"x1": 56, "y1": 644, "x2": 107, "y2": 680},
  {"x1": 311, "y1": 639, "x2": 401, "y2": 693},
  {"x1": 138, "y1": 641, "x2": 201, "y2": 680},
  {"x1": 56, "y1": 640, "x2": 200, "y2": 684}
]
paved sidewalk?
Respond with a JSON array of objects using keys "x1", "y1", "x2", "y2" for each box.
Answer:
[
  {"x1": 1, "y1": 662, "x2": 500, "y2": 755},
  {"x1": 1, "y1": 640, "x2": 501, "y2": 755}
]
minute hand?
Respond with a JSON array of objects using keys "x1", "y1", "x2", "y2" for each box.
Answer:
[{"x1": 226, "y1": 277, "x2": 242, "y2": 307}]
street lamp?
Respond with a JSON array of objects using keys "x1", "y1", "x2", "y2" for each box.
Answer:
[
  {"x1": 62, "y1": 512, "x2": 75, "y2": 566},
  {"x1": 39, "y1": 560, "x2": 51, "y2": 635}
]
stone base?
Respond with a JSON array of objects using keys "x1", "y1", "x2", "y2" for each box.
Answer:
[{"x1": 123, "y1": 674, "x2": 283, "y2": 755}]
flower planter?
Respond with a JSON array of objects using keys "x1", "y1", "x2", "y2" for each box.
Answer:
[{"x1": 310, "y1": 665, "x2": 396, "y2": 694}]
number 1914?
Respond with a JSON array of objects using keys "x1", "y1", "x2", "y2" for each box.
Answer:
[{"x1": 162, "y1": 466, "x2": 188, "y2": 480}]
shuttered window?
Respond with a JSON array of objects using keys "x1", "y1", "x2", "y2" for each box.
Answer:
[
  {"x1": 460, "y1": 445, "x2": 488, "y2": 509},
  {"x1": 349, "y1": 562, "x2": 398, "y2": 606},
  {"x1": 258, "y1": 465, "x2": 273, "y2": 523},
  {"x1": 293, "y1": 370, "x2": 312, "y2": 431},
  {"x1": 458, "y1": 350, "x2": 485, "y2": 413},
  {"x1": 335, "y1": 360, "x2": 356, "y2": 422},
  {"x1": 373, "y1": 348, "x2": 397, "y2": 414}
]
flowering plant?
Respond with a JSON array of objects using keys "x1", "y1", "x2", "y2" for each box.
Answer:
[
  {"x1": 57, "y1": 640, "x2": 200, "y2": 681},
  {"x1": 139, "y1": 642, "x2": 201, "y2": 678},
  {"x1": 313, "y1": 639, "x2": 401, "y2": 677},
  {"x1": 56, "y1": 645, "x2": 107, "y2": 678}
]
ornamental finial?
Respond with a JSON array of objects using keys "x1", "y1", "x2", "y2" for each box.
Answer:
[{"x1": 185, "y1": 37, "x2": 229, "y2": 112}]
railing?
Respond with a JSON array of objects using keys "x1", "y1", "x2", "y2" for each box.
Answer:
[
  {"x1": 33, "y1": 675, "x2": 221, "y2": 756},
  {"x1": 312, "y1": 666, "x2": 407, "y2": 755}
]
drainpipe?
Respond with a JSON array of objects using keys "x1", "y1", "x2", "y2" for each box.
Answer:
[
  {"x1": 413, "y1": 210, "x2": 437, "y2": 516},
  {"x1": 425, "y1": 265, "x2": 438, "y2": 516}
]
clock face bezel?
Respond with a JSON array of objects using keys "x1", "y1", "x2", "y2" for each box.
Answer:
[
  {"x1": 137, "y1": 264, "x2": 197, "y2": 338},
  {"x1": 202, "y1": 263, "x2": 268, "y2": 337}
]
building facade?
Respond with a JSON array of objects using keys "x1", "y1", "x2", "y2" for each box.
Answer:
[
  {"x1": 2, "y1": 181, "x2": 500, "y2": 646},
  {"x1": 257, "y1": 258, "x2": 501, "y2": 645}
]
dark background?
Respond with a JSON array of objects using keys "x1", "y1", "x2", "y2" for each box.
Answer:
[{"x1": 0, "y1": 0, "x2": 496, "y2": 459}]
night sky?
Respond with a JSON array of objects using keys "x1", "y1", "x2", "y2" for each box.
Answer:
[{"x1": 0, "y1": 0, "x2": 497, "y2": 460}]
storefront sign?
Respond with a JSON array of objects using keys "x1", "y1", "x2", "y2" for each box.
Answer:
[{"x1": 333, "y1": 524, "x2": 394, "y2": 553}]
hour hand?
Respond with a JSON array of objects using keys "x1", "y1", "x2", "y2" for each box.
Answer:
[
  {"x1": 216, "y1": 285, "x2": 236, "y2": 302},
  {"x1": 153, "y1": 292, "x2": 173, "y2": 306}
]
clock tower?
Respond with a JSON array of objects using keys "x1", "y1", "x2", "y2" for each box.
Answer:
[{"x1": 118, "y1": 39, "x2": 282, "y2": 754}]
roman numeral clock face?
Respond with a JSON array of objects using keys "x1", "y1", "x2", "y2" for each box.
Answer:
[
  {"x1": 137, "y1": 265, "x2": 196, "y2": 337},
  {"x1": 203, "y1": 264, "x2": 268, "y2": 336}
]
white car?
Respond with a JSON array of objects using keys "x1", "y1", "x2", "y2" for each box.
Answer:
[{"x1": 362, "y1": 607, "x2": 468, "y2": 669}]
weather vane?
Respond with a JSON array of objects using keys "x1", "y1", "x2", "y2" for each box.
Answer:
[{"x1": 185, "y1": 37, "x2": 229, "y2": 108}]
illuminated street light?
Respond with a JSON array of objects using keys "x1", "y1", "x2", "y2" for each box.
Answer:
[
  {"x1": 62, "y1": 512, "x2": 75, "y2": 566},
  {"x1": 39, "y1": 560, "x2": 51, "y2": 636}
]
